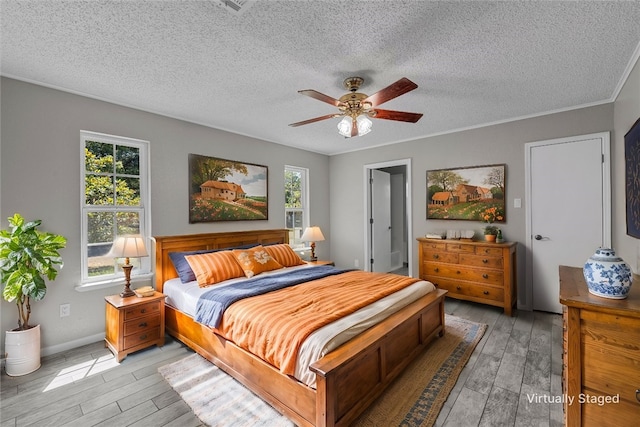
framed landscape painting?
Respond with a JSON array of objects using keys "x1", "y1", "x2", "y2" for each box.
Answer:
[
  {"x1": 626, "y1": 117, "x2": 640, "y2": 238},
  {"x1": 427, "y1": 164, "x2": 506, "y2": 222},
  {"x1": 189, "y1": 154, "x2": 268, "y2": 223}
]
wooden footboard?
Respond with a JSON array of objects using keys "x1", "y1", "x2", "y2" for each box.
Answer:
[{"x1": 154, "y1": 230, "x2": 447, "y2": 427}]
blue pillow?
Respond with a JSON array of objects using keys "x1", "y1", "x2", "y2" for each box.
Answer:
[{"x1": 169, "y1": 243, "x2": 259, "y2": 283}]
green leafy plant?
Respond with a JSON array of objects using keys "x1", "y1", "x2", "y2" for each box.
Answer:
[
  {"x1": 0, "y1": 214, "x2": 66, "y2": 330},
  {"x1": 483, "y1": 225, "x2": 499, "y2": 235}
]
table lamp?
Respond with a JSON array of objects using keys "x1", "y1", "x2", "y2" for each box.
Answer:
[
  {"x1": 300, "y1": 226, "x2": 325, "y2": 261},
  {"x1": 108, "y1": 235, "x2": 148, "y2": 297}
]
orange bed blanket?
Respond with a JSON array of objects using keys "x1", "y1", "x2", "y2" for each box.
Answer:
[{"x1": 216, "y1": 270, "x2": 421, "y2": 376}]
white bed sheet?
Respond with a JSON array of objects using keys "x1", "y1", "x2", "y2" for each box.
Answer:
[{"x1": 162, "y1": 264, "x2": 436, "y2": 388}]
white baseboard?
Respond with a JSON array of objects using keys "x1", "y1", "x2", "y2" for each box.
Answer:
[{"x1": 41, "y1": 332, "x2": 105, "y2": 357}]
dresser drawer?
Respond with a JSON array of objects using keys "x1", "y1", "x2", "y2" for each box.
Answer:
[
  {"x1": 421, "y1": 241, "x2": 446, "y2": 250},
  {"x1": 474, "y1": 246, "x2": 503, "y2": 257},
  {"x1": 426, "y1": 276, "x2": 504, "y2": 303},
  {"x1": 445, "y1": 242, "x2": 474, "y2": 253},
  {"x1": 123, "y1": 314, "x2": 161, "y2": 337},
  {"x1": 423, "y1": 264, "x2": 503, "y2": 285},
  {"x1": 424, "y1": 250, "x2": 459, "y2": 264},
  {"x1": 123, "y1": 328, "x2": 161, "y2": 350},
  {"x1": 124, "y1": 300, "x2": 161, "y2": 321},
  {"x1": 581, "y1": 312, "x2": 640, "y2": 406},
  {"x1": 459, "y1": 253, "x2": 503, "y2": 269}
]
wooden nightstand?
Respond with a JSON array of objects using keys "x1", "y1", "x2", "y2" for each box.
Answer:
[
  {"x1": 105, "y1": 291, "x2": 165, "y2": 362},
  {"x1": 306, "y1": 260, "x2": 335, "y2": 266}
]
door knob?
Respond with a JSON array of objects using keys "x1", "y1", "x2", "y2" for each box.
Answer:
[{"x1": 534, "y1": 235, "x2": 543, "y2": 240}]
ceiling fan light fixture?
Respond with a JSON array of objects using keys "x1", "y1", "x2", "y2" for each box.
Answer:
[
  {"x1": 337, "y1": 115, "x2": 372, "y2": 138},
  {"x1": 337, "y1": 116, "x2": 352, "y2": 137},
  {"x1": 356, "y1": 115, "x2": 372, "y2": 136}
]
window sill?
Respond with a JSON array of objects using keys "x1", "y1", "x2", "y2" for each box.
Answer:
[{"x1": 75, "y1": 273, "x2": 154, "y2": 292}]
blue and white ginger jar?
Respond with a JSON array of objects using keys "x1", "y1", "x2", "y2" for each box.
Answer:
[{"x1": 583, "y1": 248, "x2": 633, "y2": 299}]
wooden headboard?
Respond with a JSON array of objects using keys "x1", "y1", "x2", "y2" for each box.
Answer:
[{"x1": 153, "y1": 229, "x2": 289, "y2": 292}]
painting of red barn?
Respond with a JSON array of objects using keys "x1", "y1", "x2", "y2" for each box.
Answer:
[
  {"x1": 427, "y1": 164, "x2": 505, "y2": 222},
  {"x1": 189, "y1": 154, "x2": 268, "y2": 222}
]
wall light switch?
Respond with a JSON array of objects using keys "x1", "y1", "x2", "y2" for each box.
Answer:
[{"x1": 514, "y1": 198, "x2": 522, "y2": 208}]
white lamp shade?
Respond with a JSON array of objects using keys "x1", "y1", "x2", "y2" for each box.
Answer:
[
  {"x1": 300, "y1": 226, "x2": 325, "y2": 242},
  {"x1": 107, "y1": 235, "x2": 148, "y2": 258},
  {"x1": 337, "y1": 117, "x2": 352, "y2": 137},
  {"x1": 356, "y1": 115, "x2": 372, "y2": 136}
]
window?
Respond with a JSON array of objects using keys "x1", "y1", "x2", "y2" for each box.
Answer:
[
  {"x1": 81, "y1": 131, "x2": 151, "y2": 285},
  {"x1": 284, "y1": 165, "x2": 309, "y2": 247}
]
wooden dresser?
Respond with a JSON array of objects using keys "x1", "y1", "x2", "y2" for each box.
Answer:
[
  {"x1": 105, "y1": 292, "x2": 165, "y2": 362},
  {"x1": 559, "y1": 265, "x2": 640, "y2": 426},
  {"x1": 417, "y1": 238, "x2": 517, "y2": 315}
]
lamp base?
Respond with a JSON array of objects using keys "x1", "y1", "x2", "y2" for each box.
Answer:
[{"x1": 119, "y1": 263, "x2": 135, "y2": 298}]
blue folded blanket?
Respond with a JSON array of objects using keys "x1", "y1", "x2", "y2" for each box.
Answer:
[{"x1": 196, "y1": 265, "x2": 348, "y2": 328}]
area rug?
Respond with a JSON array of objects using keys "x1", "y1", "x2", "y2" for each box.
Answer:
[{"x1": 158, "y1": 314, "x2": 486, "y2": 427}]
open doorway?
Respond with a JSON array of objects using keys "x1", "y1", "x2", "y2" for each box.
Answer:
[{"x1": 364, "y1": 159, "x2": 412, "y2": 276}]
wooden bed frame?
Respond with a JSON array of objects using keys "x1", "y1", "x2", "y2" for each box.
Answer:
[{"x1": 154, "y1": 229, "x2": 446, "y2": 427}]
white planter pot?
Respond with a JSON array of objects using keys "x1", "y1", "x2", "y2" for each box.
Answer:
[{"x1": 5, "y1": 324, "x2": 41, "y2": 376}]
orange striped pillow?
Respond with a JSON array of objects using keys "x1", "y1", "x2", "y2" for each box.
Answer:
[
  {"x1": 231, "y1": 245, "x2": 283, "y2": 278},
  {"x1": 264, "y1": 244, "x2": 305, "y2": 267},
  {"x1": 184, "y1": 251, "x2": 245, "y2": 287}
]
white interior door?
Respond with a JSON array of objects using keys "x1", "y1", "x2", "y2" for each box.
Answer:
[
  {"x1": 371, "y1": 169, "x2": 391, "y2": 273},
  {"x1": 526, "y1": 133, "x2": 610, "y2": 313}
]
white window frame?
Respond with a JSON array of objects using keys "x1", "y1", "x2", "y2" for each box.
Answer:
[
  {"x1": 78, "y1": 131, "x2": 152, "y2": 290},
  {"x1": 285, "y1": 165, "x2": 309, "y2": 248}
]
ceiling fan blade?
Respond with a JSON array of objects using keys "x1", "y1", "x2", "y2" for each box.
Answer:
[
  {"x1": 363, "y1": 77, "x2": 418, "y2": 107},
  {"x1": 298, "y1": 90, "x2": 342, "y2": 107},
  {"x1": 372, "y1": 109, "x2": 423, "y2": 123},
  {"x1": 289, "y1": 113, "x2": 340, "y2": 127}
]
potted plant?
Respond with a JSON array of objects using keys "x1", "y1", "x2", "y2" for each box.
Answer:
[
  {"x1": 483, "y1": 225, "x2": 499, "y2": 242},
  {"x1": 481, "y1": 206, "x2": 504, "y2": 242},
  {"x1": 0, "y1": 213, "x2": 66, "y2": 376}
]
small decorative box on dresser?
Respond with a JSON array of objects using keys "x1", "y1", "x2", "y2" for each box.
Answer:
[
  {"x1": 105, "y1": 292, "x2": 165, "y2": 362},
  {"x1": 559, "y1": 265, "x2": 640, "y2": 426},
  {"x1": 417, "y1": 238, "x2": 517, "y2": 316}
]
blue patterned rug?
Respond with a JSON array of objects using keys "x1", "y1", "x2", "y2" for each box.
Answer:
[{"x1": 159, "y1": 314, "x2": 486, "y2": 427}]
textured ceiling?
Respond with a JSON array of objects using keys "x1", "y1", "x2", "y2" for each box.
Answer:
[{"x1": 2, "y1": 0, "x2": 640, "y2": 155}]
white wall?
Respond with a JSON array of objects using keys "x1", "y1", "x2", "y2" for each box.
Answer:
[
  {"x1": 329, "y1": 103, "x2": 616, "y2": 309},
  {"x1": 0, "y1": 78, "x2": 330, "y2": 354}
]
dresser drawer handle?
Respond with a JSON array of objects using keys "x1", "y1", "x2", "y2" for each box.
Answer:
[
  {"x1": 140, "y1": 309, "x2": 146, "y2": 314},
  {"x1": 456, "y1": 286, "x2": 461, "y2": 290},
  {"x1": 434, "y1": 267, "x2": 439, "y2": 272},
  {"x1": 636, "y1": 389, "x2": 640, "y2": 402},
  {"x1": 482, "y1": 259, "x2": 489, "y2": 263},
  {"x1": 483, "y1": 291, "x2": 489, "y2": 295},
  {"x1": 139, "y1": 322, "x2": 147, "y2": 328},
  {"x1": 433, "y1": 254, "x2": 439, "y2": 259},
  {"x1": 456, "y1": 270, "x2": 461, "y2": 274},
  {"x1": 482, "y1": 274, "x2": 489, "y2": 279},
  {"x1": 139, "y1": 334, "x2": 148, "y2": 340}
]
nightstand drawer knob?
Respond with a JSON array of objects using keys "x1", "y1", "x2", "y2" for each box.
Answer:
[
  {"x1": 140, "y1": 334, "x2": 147, "y2": 340},
  {"x1": 139, "y1": 322, "x2": 147, "y2": 327}
]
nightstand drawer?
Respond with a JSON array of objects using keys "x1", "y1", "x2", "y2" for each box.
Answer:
[
  {"x1": 123, "y1": 314, "x2": 161, "y2": 337},
  {"x1": 123, "y1": 328, "x2": 161, "y2": 350},
  {"x1": 124, "y1": 300, "x2": 161, "y2": 321}
]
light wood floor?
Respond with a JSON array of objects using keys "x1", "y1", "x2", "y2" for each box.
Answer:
[{"x1": 1, "y1": 299, "x2": 562, "y2": 427}]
